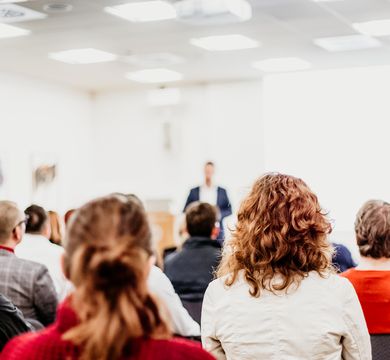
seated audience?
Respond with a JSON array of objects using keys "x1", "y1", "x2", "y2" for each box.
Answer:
[
  {"x1": 0, "y1": 294, "x2": 31, "y2": 351},
  {"x1": 332, "y1": 242, "x2": 356, "y2": 272},
  {"x1": 342, "y1": 200, "x2": 390, "y2": 334},
  {"x1": 48, "y1": 210, "x2": 63, "y2": 246},
  {"x1": 201, "y1": 173, "x2": 371, "y2": 359},
  {"x1": 0, "y1": 201, "x2": 58, "y2": 329},
  {"x1": 1, "y1": 195, "x2": 214, "y2": 360},
  {"x1": 16, "y1": 205, "x2": 71, "y2": 300},
  {"x1": 164, "y1": 202, "x2": 221, "y2": 302}
]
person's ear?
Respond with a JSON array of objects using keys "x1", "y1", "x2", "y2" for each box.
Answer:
[
  {"x1": 146, "y1": 255, "x2": 156, "y2": 277},
  {"x1": 13, "y1": 226, "x2": 23, "y2": 244},
  {"x1": 211, "y1": 224, "x2": 220, "y2": 240}
]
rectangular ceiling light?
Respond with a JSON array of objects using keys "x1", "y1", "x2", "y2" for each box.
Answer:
[
  {"x1": 126, "y1": 69, "x2": 183, "y2": 83},
  {"x1": 252, "y1": 57, "x2": 312, "y2": 73},
  {"x1": 0, "y1": 23, "x2": 30, "y2": 38},
  {"x1": 0, "y1": 4, "x2": 47, "y2": 23},
  {"x1": 0, "y1": 1, "x2": 27, "y2": 3},
  {"x1": 104, "y1": 1, "x2": 177, "y2": 22},
  {"x1": 313, "y1": 34, "x2": 382, "y2": 52},
  {"x1": 190, "y1": 34, "x2": 259, "y2": 51},
  {"x1": 353, "y1": 19, "x2": 390, "y2": 37},
  {"x1": 49, "y1": 48, "x2": 117, "y2": 64},
  {"x1": 176, "y1": 0, "x2": 252, "y2": 22}
]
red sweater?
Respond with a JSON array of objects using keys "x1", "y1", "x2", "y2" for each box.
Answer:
[
  {"x1": 0, "y1": 302, "x2": 214, "y2": 360},
  {"x1": 341, "y1": 269, "x2": 390, "y2": 334}
]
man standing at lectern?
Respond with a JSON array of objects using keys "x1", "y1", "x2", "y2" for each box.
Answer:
[{"x1": 184, "y1": 161, "x2": 231, "y2": 243}]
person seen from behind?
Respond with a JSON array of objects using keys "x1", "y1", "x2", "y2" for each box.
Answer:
[
  {"x1": 1, "y1": 194, "x2": 215, "y2": 360},
  {"x1": 201, "y1": 173, "x2": 371, "y2": 359}
]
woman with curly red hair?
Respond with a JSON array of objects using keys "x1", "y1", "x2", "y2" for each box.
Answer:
[{"x1": 201, "y1": 173, "x2": 371, "y2": 359}]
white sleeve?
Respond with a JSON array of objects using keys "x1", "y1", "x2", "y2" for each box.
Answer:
[
  {"x1": 341, "y1": 279, "x2": 372, "y2": 360},
  {"x1": 148, "y1": 266, "x2": 200, "y2": 337},
  {"x1": 201, "y1": 283, "x2": 226, "y2": 360}
]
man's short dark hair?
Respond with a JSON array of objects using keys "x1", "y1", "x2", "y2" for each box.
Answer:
[
  {"x1": 185, "y1": 202, "x2": 217, "y2": 237},
  {"x1": 25, "y1": 205, "x2": 48, "y2": 234},
  {"x1": 205, "y1": 161, "x2": 214, "y2": 167}
]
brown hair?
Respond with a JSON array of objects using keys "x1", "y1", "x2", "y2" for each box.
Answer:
[
  {"x1": 355, "y1": 200, "x2": 390, "y2": 258},
  {"x1": 63, "y1": 195, "x2": 170, "y2": 360},
  {"x1": 186, "y1": 202, "x2": 217, "y2": 237},
  {"x1": 25, "y1": 204, "x2": 48, "y2": 234},
  {"x1": 218, "y1": 173, "x2": 332, "y2": 297},
  {"x1": 48, "y1": 211, "x2": 63, "y2": 245}
]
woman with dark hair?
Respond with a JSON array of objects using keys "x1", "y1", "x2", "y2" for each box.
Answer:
[
  {"x1": 342, "y1": 200, "x2": 390, "y2": 334},
  {"x1": 1, "y1": 195, "x2": 214, "y2": 360},
  {"x1": 201, "y1": 173, "x2": 371, "y2": 359}
]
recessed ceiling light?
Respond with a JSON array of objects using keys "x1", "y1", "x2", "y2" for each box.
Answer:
[
  {"x1": 175, "y1": 0, "x2": 252, "y2": 24},
  {"x1": 43, "y1": 3, "x2": 73, "y2": 14},
  {"x1": 311, "y1": 0, "x2": 343, "y2": 2},
  {"x1": 353, "y1": 19, "x2": 390, "y2": 37},
  {"x1": 0, "y1": 23, "x2": 30, "y2": 38},
  {"x1": 0, "y1": 4, "x2": 47, "y2": 23},
  {"x1": 126, "y1": 69, "x2": 183, "y2": 83},
  {"x1": 313, "y1": 34, "x2": 382, "y2": 52},
  {"x1": 252, "y1": 57, "x2": 312, "y2": 73},
  {"x1": 49, "y1": 48, "x2": 117, "y2": 64},
  {"x1": 0, "y1": 0, "x2": 27, "y2": 3},
  {"x1": 104, "y1": 1, "x2": 176, "y2": 22},
  {"x1": 190, "y1": 34, "x2": 259, "y2": 51}
]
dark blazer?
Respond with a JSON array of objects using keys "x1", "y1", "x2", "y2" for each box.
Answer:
[
  {"x1": 164, "y1": 236, "x2": 221, "y2": 302},
  {"x1": 0, "y1": 250, "x2": 58, "y2": 329},
  {"x1": 184, "y1": 186, "x2": 232, "y2": 241},
  {"x1": 0, "y1": 294, "x2": 31, "y2": 351}
]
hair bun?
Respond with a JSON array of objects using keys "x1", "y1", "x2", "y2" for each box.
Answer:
[{"x1": 90, "y1": 250, "x2": 143, "y2": 293}]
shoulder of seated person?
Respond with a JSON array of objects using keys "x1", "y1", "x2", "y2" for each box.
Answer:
[{"x1": 12, "y1": 256, "x2": 47, "y2": 270}]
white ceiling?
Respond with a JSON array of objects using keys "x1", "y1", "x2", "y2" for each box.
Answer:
[{"x1": 1, "y1": 0, "x2": 390, "y2": 91}]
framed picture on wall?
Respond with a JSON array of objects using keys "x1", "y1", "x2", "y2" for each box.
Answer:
[{"x1": 31, "y1": 153, "x2": 59, "y2": 209}]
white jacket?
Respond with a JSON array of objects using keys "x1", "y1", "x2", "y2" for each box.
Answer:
[
  {"x1": 201, "y1": 271, "x2": 371, "y2": 360},
  {"x1": 148, "y1": 266, "x2": 200, "y2": 336},
  {"x1": 15, "y1": 234, "x2": 72, "y2": 301}
]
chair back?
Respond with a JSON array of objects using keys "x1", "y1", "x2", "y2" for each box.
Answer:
[
  {"x1": 371, "y1": 334, "x2": 390, "y2": 360},
  {"x1": 182, "y1": 300, "x2": 203, "y2": 324}
]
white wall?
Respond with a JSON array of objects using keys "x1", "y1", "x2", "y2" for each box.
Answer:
[
  {"x1": 90, "y1": 81, "x2": 264, "y2": 214},
  {"x1": 263, "y1": 66, "x2": 390, "y2": 255},
  {"x1": 0, "y1": 73, "x2": 93, "y2": 213},
  {"x1": 5, "y1": 64, "x2": 389, "y2": 256}
]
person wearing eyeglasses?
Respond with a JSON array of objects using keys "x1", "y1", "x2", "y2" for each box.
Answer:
[{"x1": 0, "y1": 201, "x2": 58, "y2": 330}]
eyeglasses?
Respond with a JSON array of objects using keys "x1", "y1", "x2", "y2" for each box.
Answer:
[{"x1": 13, "y1": 215, "x2": 29, "y2": 231}]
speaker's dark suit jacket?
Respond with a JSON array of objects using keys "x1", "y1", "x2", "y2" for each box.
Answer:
[{"x1": 183, "y1": 186, "x2": 232, "y2": 242}]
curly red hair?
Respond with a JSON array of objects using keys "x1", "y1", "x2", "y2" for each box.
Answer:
[{"x1": 218, "y1": 173, "x2": 333, "y2": 296}]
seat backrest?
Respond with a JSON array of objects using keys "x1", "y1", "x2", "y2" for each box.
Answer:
[
  {"x1": 371, "y1": 334, "x2": 390, "y2": 360},
  {"x1": 181, "y1": 300, "x2": 203, "y2": 324}
]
